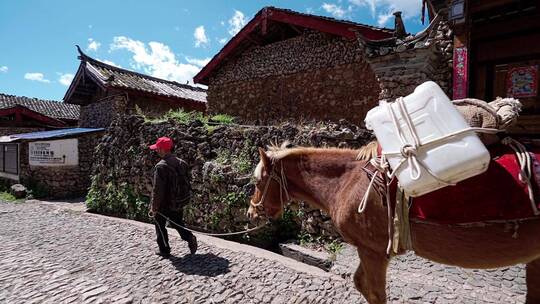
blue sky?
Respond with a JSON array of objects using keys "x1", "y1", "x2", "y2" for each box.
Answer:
[{"x1": 0, "y1": 0, "x2": 427, "y2": 101}]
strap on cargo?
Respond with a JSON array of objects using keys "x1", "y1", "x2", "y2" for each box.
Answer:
[
  {"x1": 502, "y1": 137, "x2": 540, "y2": 215},
  {"x1": 383, "y1": 97, "x2": 501, "y2": 186}
]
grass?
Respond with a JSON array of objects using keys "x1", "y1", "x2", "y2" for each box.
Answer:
[
  {"x1": 210, "y1": 114, "x2": 235, "y2": 124},
  {"x1": 0, "y1": 191, "x2": 18, "y2": 202},
  {"x1": 136, "y1": 107, "x2": 236, "y2": 132}
]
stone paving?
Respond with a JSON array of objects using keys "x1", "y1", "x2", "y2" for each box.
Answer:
[{"x1": 0, "y1": 201, "x2": 527, "y2": 303}]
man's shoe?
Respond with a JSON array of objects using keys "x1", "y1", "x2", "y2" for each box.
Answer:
[
  {"x1": 155, "y1": 250, "x2": 170, "y2": 258},
  {"x1": 188, "y1": 235, "x2": 198, "y2": 255}
]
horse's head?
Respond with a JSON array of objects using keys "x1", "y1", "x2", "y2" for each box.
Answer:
[{"x1": 247, "y1": 147, "x2": 291, "y2": 220}]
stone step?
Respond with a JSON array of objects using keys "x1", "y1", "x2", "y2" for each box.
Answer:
[{"x1": 279, "y1": 242, "x2": 333, "y2": 271}]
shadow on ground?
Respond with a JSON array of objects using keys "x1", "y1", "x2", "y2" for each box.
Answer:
[{"x1": 169, "y1": 253, "x2": 230, "y2": 277}]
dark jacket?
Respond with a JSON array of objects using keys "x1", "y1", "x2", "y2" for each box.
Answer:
[{"x1": 151, "y1": 154, "x2": 191, "y2": 211}]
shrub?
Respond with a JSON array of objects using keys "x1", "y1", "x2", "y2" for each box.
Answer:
[
  {"x1": 86, "y1": 177, "x2": 150, "y2": 222},
  {"x1": 0, "y1": 191, "x2": 17, "y2": 202}
]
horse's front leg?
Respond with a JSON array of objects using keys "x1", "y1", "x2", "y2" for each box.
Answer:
[
  {"x1": 353, "y1": 248, "x2": 389, "y2": 304},
  {"x1": 527, "y1": 258, "x2": 540, "y2": 304}
]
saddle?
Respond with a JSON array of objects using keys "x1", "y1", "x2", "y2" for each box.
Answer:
[
  {"x1": 364, "y1": 141, "x2": 540, "y2": 255},
  {"x1": 411, "y1": 143, "x2": 540, "y2": 224}
]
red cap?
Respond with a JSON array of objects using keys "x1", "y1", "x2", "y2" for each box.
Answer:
[{"x1": 149, "y1": 137, "x2": 173, "y2": 151}]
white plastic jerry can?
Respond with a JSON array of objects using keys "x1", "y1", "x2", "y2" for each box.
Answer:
[{"x1": 364, "y1": 81, "x2": 491, "y2": 197}]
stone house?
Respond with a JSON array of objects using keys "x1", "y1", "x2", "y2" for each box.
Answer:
[
  {"x1": 0, "y1": 128, "x2": 104, "y2": 198},
  {"x1": 0, "y1": 93, "x2": 79, "y2": 136},
  {"x1": 194, "y1": 7, "x2": 395, "y2": 124},
  {"x1": 64, "y1": 47, "x2": 207, "y2": 128}
]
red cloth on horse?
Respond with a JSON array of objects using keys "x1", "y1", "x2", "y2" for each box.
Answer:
[{"x1": 409, "y1": 145, "x2": 540, "y2": 224}]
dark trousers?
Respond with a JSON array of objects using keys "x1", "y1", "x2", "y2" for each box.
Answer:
[{"x1": 154, "y1": 208, "x2": 193, "y2": 254}]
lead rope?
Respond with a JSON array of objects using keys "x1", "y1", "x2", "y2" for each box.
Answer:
[
  {"x1": 502, "y1": 137, "x2": 540, "y2": 216},
  {"x1": 156, "y1": 211, "x2": 269, "y2": 237}
]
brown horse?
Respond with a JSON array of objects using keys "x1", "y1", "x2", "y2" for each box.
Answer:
[{"x1": 247, "y1": 142, "x2": 540, "y2": 304}]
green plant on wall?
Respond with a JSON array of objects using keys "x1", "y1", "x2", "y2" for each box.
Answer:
[
  {"x1": 210, "y1": 114, "x2": 235, "y2": 124},
  {"x1": 87, "y1": 177, "x2": 150, "y2": 222},
  {"x1": 215, "y1": 146, "x2": 253, "y2": 175}
]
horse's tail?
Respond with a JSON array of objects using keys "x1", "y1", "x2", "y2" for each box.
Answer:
[{"x1": 356, "y1": 140, "x2": 378, "y2": 160}]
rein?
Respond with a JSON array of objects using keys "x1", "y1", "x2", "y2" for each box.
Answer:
[{"x1": 250, "y1": 160, "x2": 291, "y2": 218}]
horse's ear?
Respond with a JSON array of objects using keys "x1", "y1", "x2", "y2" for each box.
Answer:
[{"x1": 258, "y1": 147, "x2": 270, "y2": 168}]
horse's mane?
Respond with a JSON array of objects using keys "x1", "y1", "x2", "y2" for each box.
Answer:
[
  {"x1": 265, "y1": 140, "x2": 379, "y2": 161},
  {"x1": 356, "y1": 140, "x2": 378, "y2": 160}
]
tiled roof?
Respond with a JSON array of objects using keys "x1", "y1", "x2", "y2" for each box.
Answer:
[
  {"x1": 79, "y1": 50, "x2": 207, "y2": 104},
  {"x1": 0, "y1": 93, "x2": 80, "y2": 121}
]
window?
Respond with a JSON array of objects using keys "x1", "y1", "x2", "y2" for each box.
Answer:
[{"x1": 0, "y1": 144, "x2": 18, "y2": 175}]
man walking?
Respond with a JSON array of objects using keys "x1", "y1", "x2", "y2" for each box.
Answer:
[{"x1": 148, "y1": 137, "x2": 197, "y2": 258}]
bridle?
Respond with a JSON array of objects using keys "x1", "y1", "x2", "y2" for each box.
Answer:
[{"x1": 250, "y1": 160, "x2": 291, "y2": 217}]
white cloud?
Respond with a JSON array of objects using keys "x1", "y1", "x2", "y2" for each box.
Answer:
[
  {"x1": 24, "y1": 72, "x2": 50, "y2": 83},
  {"x1": 219, "y1": 38, "x2": 228, "y2": 44},
  {"x1": 185, "y1": 57, "x2": 211, "y2": 67},
  {"x1": 228, "y1": 10, "x2": 246, "y2": 36},
  {"x1": 322, "y1": 3, "x2": 348, "y2": 18},
  {"x1": 0, "y1": 66, "x2": 7, "y2": 73},
  {"x1": 58, "y1": 73, "x2": 74, "y2": 86},
  {"x1": 220, "y1": 21, "x2": 225, "y2": 26},
  {"x1": 193, "y1": 26, "x2": 209, "y2": 47},
  {"x1": 377, "y1": 12, "x2": 394, "y2": 25},
  {"x1": 87, "y1": 38, "x2": 101, "y2": 52},
  {"x1": 110, "y1": 36, "x2": 202, "y2": 84},
  {"x1": 349, "y1": 0, "x2": 420, "y2": 26},
  {"x1": 98, "y1": 59, "x2": 121, "y2": 68}
]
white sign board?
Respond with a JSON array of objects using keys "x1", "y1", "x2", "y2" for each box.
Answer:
[{"x1": 29, "y1": 139, "x2": 78, "y2": 167}]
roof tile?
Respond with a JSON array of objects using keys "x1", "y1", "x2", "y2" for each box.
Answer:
[
  {"x1": 81, "y1": 54, "x2": 207, "y2": 103},
  {"x1": 0, "y1": 94, "x2": 80, "y2": 121}
]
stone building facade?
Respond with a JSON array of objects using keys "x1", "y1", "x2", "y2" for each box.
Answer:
[
  {"x1": 196, "y1": 7, "x2": 457, "y2": 125},
  {"x1": 195, "y1": 7, "x2": 394, "y2": 125},
  {"x1": 0, "y1": 129, "x2": 104, "y2": 198},
  {"x1": 64, "y1": 48, "x2": 207, "y2": 128},
  {"x1": 206, "y1": 31, "x2": 380, "y2": 124}
]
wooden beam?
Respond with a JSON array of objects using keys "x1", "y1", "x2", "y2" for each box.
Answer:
[
  {"x1": 288, "y1": 24, "x2": 303, "y2": 35},
  {"x1": 245, "y1": 34, "x2": 263, "y2": 46},
  {"x1": 0, "y1": 106, "x2": 66, "y2": 127},
  {"x1": 262, "y1": 7, "x2": 268, "y2": 36}
]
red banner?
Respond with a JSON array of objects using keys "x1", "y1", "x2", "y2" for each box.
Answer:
[{"x1": 453, "y1": 47, "x2": 468, "y2": 99}]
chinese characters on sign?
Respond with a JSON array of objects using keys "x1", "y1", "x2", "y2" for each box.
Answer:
[
  {"x1": 453, "y1": 47, "x2": 468, "y2": 99},
  {"x1": 507, "y1": 66, "x2": 538, "y2": 98},
  {"x1": 29, "y1": 139, "x2": 78, "y2": 167}
]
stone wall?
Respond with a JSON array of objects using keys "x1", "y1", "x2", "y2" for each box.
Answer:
[
  {"x1": 90, "y1": 115, "x2": 373, "y2": 244},
  {"x1": 17, "y1": 132, "x2": 104, "y2": 198},
  {"x1": 79, "y1": 95, "x2": 127, "y2": 128},
  {"x1": 80, "y1": 93, "x2": 207, "y2": 128},
  {"x1": 129, "y1": 95, "x2": 207, "y2": 117},
  {"x1": 207, "y1": 30, "x2": 380, "y2": 125},
  {"x1": 362, "y1": 15, "x2": 453, "y2": 100}
]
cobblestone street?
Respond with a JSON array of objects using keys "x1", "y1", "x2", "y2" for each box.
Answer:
[{"x1": 0, "y1": 201, "x2": 527, "y2": 303}]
